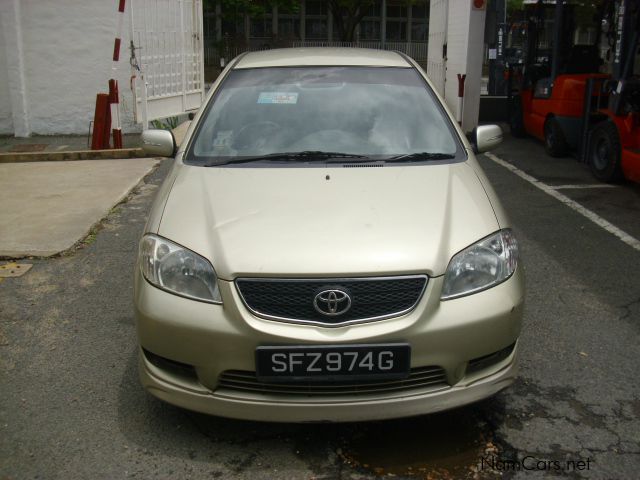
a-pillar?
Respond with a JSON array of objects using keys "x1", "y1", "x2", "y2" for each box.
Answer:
[{"x1": 0, "y1": 0, "x2": 31, "y2": 137}]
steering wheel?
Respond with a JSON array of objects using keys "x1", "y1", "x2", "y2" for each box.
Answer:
[{"x1": 233, "y1": 121, "x2": 282, "y2": 150}]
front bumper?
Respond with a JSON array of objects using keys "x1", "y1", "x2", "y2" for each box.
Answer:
[
  {"x1": 134, "y1": 268, "x2": 524, "y2": 422},
  {"x1": 139, "y1": 344, "x2": 518, "y2": 422}
]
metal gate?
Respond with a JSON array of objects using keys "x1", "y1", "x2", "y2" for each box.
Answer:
[
  {"x1": 426, "y1": 0, "x2": 448, "y2": 96},
  {"x1": 130, "y1": 0, "x2": 205, "y2": 127}
]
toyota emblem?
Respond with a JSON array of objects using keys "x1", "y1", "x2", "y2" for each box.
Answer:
[{"x1": 313, "y1": 289, "x2": 352, "y2": 316}]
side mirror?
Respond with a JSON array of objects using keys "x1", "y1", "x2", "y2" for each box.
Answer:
[
  {"x1": 141, "y1": 129, "x2": 176, "y2": 157},
  {"x1": 473, "y1": 125, "x2": 503, "y2": 153}
]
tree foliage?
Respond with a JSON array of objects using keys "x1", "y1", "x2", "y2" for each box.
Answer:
[
  {"x1": 506, "y1": 0, "x2": 524, "y2": 12},
  {"x1": 327, "y1": 0, "x2": 374, "y2": 42},
  {"x1": 204, "y1": 0, "x2": 299, "y2": 22},
  {"x1": 328, "y1": 0, "x2": 427, "y2": 41},
  {"x1": 205, "y1": 0, "x2": 428, "y2": 43},
  {"x1": 506, "y1": 0, "x2": 525, "y2": 24}
]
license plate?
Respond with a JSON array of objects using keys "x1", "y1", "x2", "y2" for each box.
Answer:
[{"x1": 255, "y1": 344, "x2": 411, "y2": 383}]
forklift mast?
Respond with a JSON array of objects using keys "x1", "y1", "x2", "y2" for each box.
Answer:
[
  {"x1": 609, "y1": 0, "x2": 639, "y2": 114},
  {"x1": 550, "y1": 1, "x2": 565, "y2": 80},
  {"x1": 523, "y1": 1, "x2": 584, "y2": 75},
  {"x1": 611, "y1": 0, "x2": 638, "y2": 81},
  {"x1": 524, "y1": 3, "x2": 542, "y2": 67}
]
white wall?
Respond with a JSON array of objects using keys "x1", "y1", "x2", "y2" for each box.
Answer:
[
  {"x1": 425, "y1": 0, "x2": 487, "y2": 133},
  {"x1": 426, "y1": 0, "x2": 448, "y2": 96},
  {"x1": 444, "y1": 1, "x2": 486, "y2": 133},
  {"x1": 0, "y1": 0, "x2": 138, "y2": 136},
  {"x1": 0, "y1": 22, "x2": 14, "y2": 135}
]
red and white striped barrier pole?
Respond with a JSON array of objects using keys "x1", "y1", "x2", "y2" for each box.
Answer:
[
  {"x1": 108, "y1": 79, "x2": 122, "y2": 148},
  {"x1": 109, "y1": 0, "x2": 126, "y2": 148},
  {"x1": 457, "y1": 73, "x2": 467, "y2": 126}
]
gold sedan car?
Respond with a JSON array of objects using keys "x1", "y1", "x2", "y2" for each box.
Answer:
[{"x1": 135, "y1": 48, "x2": 524, "y2": 422}]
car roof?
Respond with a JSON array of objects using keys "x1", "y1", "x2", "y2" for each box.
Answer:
[{"x1": 233, "y1": 48, "x2": 412, "y2": 69}]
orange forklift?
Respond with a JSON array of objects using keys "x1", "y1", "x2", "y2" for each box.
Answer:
[{"x1": 509, "y1": 0, "x2": 640, "y2": 183}]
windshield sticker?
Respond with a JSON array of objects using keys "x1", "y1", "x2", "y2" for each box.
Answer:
[
  {"x1": 257, "y1": 92, "x2": 298, "y2": 105},
  {"x1": 213, "y1": 130, "x2": 233, "y2": 153}
]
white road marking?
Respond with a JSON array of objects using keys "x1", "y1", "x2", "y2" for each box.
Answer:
[
  {"x1": 551, "y1": 184, "x2": 617, "y2": 190},
  {"x1": 484, "y1": 152, "x2": 640, "y2": 252}
]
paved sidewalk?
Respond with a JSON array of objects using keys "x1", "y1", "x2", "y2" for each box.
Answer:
[{"x1": 0, "y1": 158, "x2": 160, "y2": 257}]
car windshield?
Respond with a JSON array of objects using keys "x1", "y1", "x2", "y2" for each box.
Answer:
[{"x1": 186, "y1": 66, "x2": 463, "y2": 166}]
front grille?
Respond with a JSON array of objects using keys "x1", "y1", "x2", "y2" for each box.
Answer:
[
  {"x1": 235, "y1": 276, "x2": 428, "y2": 326},
  {"x1": 218, "y1": 366, "x2": 448, "y2": 396}
]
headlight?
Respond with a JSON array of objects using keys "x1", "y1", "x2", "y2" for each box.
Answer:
[
  {"x1": 441, "y1": 229, "x2": 518, "y2": 300},
  {"x1": 139, "y1": 234, "x2": 222, "y2": 304}
]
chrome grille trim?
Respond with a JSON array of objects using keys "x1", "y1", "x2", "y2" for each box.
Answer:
[
  {"x1": 234, "y1": 275, "x2": 429, "y2": 327},
  {"x1": 218, "y1": 366, "x2": 449, "y2": 396}
]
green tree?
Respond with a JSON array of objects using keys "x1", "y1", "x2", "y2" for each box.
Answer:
[
  {"x1": 506, "y1": 0, "x2": 524, "y2": 12},
  {"x1": 506, "y1": 0, "x2": 525, "y2": 24},
  {"x1": 327, "y1": 0, "x2": 374, "y2": 42},
  {"x1": 204, "y1": 0, "x2": 300, "y2": 25},
  {"x1": 327, "y1": 0, "x2": 427, "y2": 42},
  {"x1": 205, "y1": 0, "x2": 427, "y2": 44}
]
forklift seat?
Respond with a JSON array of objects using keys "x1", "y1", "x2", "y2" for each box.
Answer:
[
  {"x1": 523, "y1": 64, "x2": 551, "y2": 89},
  {"x1": 563, "y1": 45, "x2": 602, "y2": 74}
]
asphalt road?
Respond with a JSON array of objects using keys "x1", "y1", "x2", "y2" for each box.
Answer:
[{"x1": 1, "y1": 134, "x2": 639, "y2": 479}]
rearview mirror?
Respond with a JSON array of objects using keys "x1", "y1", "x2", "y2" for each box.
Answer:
[
  {"x1": 141, "y1": 129, "x2": 176, "y2": 157},
  {"x1": 473, "y1": 125, "x2": 503, "y2": 153}
]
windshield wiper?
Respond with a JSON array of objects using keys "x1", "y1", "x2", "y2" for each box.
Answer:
[
  {"x1": 205, "y1": 151, "x2": 366, "y2": 166},
  {"x1": 382, "y1": 152, "x2": 456, "y2": 162}
]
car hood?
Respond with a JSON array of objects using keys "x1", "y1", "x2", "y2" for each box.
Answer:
[{"x1": 158, "y1": 161, "x2": 499, "y2": 279}]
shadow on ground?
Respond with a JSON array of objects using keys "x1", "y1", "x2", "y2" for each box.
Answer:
[{"x1": 117, "y1": 347, "x2": 508, "y2": 479}]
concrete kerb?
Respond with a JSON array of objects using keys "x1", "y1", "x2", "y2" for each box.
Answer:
[
  {"x1": 0, "y1": 120, "x2": 191, "y2": 163},
  {"x1": 0, "y1": 148, "x2": 145, "y2": 163}
]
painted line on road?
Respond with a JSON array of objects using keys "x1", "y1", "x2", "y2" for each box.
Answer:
[
  {"x1": 550, "y1": 184, "x2": 617, "y2": 190},
  {"x1": 484, "y1": 152, "x2": 640, "y2": 252}
]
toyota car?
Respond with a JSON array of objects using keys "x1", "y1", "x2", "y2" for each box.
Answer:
[{"x1": 134, "y1": 48, "x2": 524, "y2": 422}]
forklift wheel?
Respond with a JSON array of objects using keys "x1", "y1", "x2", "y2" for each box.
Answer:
[
  {"x1": 544, "y1": 117, "x2": 569, "y2": 157},
  {"x1": 509, "y1": 99, "x2": 526, "y2": 138},
  {"x1": 587, "y1": 122, "x2": 623, "y2": 183}
]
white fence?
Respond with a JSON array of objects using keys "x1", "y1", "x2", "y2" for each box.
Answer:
[
  {"x1": 204, "y1": 40, "x2": 428, "y2": 67},
  {"x1": 292, "y1": 41, "x2": 428, "y2": 61},
  {"x1": 130, "y1": 0, "x2": 205, "y2": 125},
  {"x1": 204, "y1": 43, "x2": 271, "y2": 66}
]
